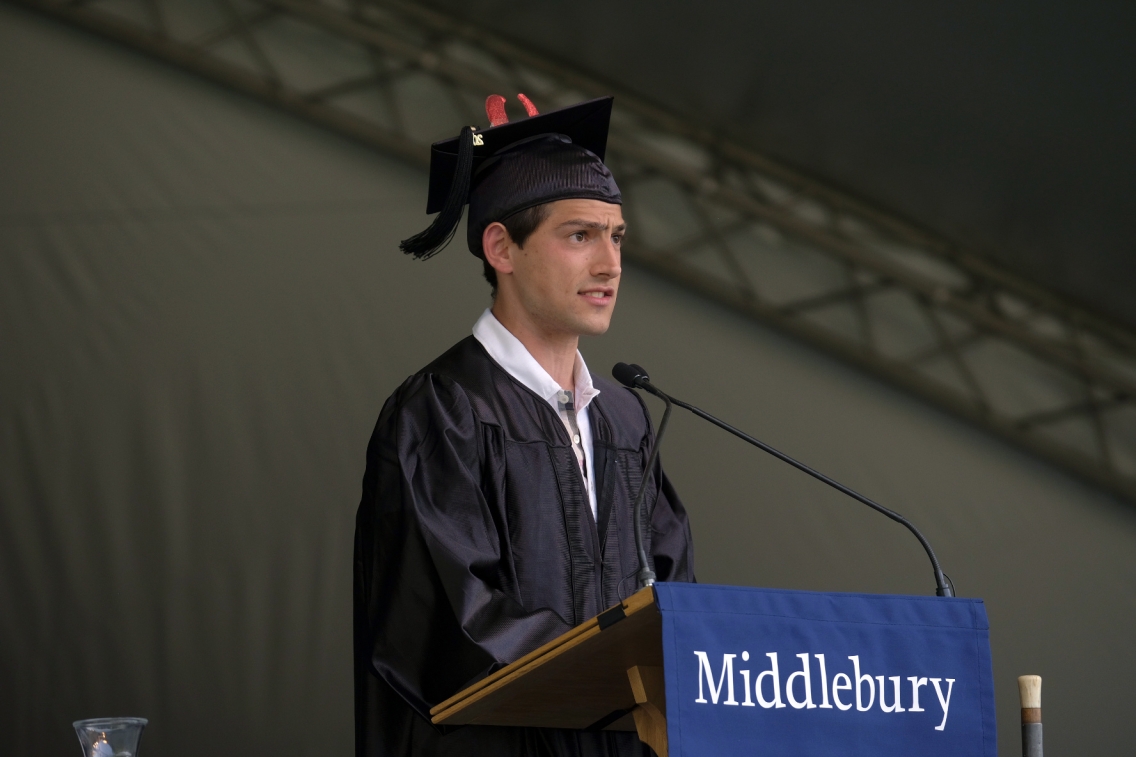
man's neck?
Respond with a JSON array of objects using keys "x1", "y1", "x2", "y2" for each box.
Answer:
[{"x1": 491, "y1": 302, "x2": 579, "y2": 391}]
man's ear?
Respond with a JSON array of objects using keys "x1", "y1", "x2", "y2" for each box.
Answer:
[{"x1": 482, "y1": 222, "x2": 514, "y2": 276}]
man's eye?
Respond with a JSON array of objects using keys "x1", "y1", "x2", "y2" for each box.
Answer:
[
  {"x1": 612, "y1": 234, "x2": 623, "y2": 245},
  {"x1": 572, "y1": 231, "x2": 587, "y2": 242}
]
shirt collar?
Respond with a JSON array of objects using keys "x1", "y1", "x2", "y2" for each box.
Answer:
[{"x1": 472, "y1": 309, "x2": 600, "y2": 411}]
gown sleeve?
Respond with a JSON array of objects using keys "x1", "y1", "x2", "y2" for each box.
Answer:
[
  {"x1": 354, "y1": 372, "x2": 573, "y2": 721},
  {"x1": 648, "y1": 462, "x2": 696, "y2": 584}
]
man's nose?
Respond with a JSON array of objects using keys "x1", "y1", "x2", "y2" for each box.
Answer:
[{"x1": 592, "y1": 236, "x2": 622, "y2": 278}]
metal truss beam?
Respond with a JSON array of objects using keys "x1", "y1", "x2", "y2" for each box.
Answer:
[{"x1": 13, "y1": 0, "x2": 1136, "y2": 502}]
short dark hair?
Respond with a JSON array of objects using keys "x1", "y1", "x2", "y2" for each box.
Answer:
[{"x1": 481, "y1": 203, "x2": 553, "y2": 293}]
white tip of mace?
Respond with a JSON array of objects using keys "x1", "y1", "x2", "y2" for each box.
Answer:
[{"x1": 1017, "y1": 675, "x2": 1042, "y2": 709}]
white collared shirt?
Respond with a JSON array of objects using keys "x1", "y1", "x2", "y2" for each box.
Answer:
[{"x1": 472, "y1": 309, "x2": 600, "y2": 520}]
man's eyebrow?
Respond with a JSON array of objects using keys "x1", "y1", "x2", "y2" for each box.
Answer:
[{"x1": 555, "y1": 219, "x2": 629, "y2": 232}]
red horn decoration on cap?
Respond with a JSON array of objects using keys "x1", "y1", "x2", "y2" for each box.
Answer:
[
  {"x1": 485, "y1": 94, "x2": 508, "y2": 127},
  {"x1": 517, "y1": 93, "x2": 539, "y2": 117}
]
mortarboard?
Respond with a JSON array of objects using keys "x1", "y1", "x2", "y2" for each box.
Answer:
[{"x1": 400, "y1": 95, "x2": 622, "y2": 260}]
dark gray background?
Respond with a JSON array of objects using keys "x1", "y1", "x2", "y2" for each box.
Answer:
[{"x1": 2, "y1": 4, "x2": 1134, "y2": 757}]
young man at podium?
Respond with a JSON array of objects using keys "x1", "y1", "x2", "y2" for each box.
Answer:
[{"x1": 353, "y1": 96, "x2": 695, "y2": 756}]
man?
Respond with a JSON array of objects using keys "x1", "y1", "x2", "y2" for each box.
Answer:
[{"x1": 354, "y1": 96, "x2": 695, "y2": 756}]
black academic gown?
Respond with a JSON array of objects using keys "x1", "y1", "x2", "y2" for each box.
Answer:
[{"x1": 354, "y1": 336, "x2": 695, "y2": 757}]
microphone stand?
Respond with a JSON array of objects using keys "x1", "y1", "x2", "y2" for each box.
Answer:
[
  {"x1": 618, "y1": 363, "x2": 954, "y2": 598},
  {"x1": 629, "y1": 388, "x2": 672, "y2": 589}
]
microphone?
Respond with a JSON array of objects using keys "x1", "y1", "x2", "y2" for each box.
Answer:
[
  {"x1": 611, "y1": 362, "x2": 649, "y2": 388},
  {"x1": 612, "y1": 362, "x2": 955, "y2": 597}
]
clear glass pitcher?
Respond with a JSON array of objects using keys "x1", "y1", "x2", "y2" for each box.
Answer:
[{"x1": 73, "y1": 717, "x2": 148, "y2": 757}]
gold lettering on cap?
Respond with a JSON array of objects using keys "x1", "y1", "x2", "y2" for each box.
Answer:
[{"x1": 472, "y1": 133, "x2": 484, "y2": 146}]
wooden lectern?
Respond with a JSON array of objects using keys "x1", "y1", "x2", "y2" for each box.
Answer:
[
  {"x1": 430, "y1": 587, "x2": 669, "y2": 756},
  {"x1": 431, "y1": 582, "x2": 998, "y2": 757}
]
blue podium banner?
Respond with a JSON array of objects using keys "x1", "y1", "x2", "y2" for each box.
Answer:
[{"x1": 656, "y1": 583, "x2": 996, "y2": 757}]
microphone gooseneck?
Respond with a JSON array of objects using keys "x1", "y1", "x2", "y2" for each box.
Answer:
[
  {"x1": 613, "y1": 362, "x2": 955, "y2": 598},
  {"x1": 613, "y1": 363, "x2": 671, "y2": 588}
]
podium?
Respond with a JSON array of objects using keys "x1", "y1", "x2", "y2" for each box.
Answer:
[{"x1": 431, "y1": 583, "x2": 997, "y2": 757}]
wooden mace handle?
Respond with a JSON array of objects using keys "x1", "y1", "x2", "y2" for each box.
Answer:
[{"x1": 1017, "y1": 675, "x2": 1043, "y2": 757}]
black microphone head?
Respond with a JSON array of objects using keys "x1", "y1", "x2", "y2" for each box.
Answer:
[{"x1": 612, "y1": 362, "x2": 648, "y2": 388}]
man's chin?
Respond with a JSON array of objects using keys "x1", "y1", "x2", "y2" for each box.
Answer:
[{"x1": 572, "y1": 313, "x2": 613, "y2": 337}]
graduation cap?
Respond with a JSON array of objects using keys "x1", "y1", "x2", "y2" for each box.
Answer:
[{"x1": 399, "y1": 95, "x2": 622, "y2": 260}]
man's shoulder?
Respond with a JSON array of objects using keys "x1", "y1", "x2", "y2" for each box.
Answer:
[
  {"x1": 385, "y1": 336, "x2": 491, "y2": 400},
  {"x1": 418, "y1": 335, "x2": 492, "y2": 383},
  {"x1": 387, "y1": 335, "x2": 533, "y2": 424}
]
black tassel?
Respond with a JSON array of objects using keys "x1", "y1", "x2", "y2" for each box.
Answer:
[{"x1": 400, "y1": 126, "x2": 476, "y2": 260}]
